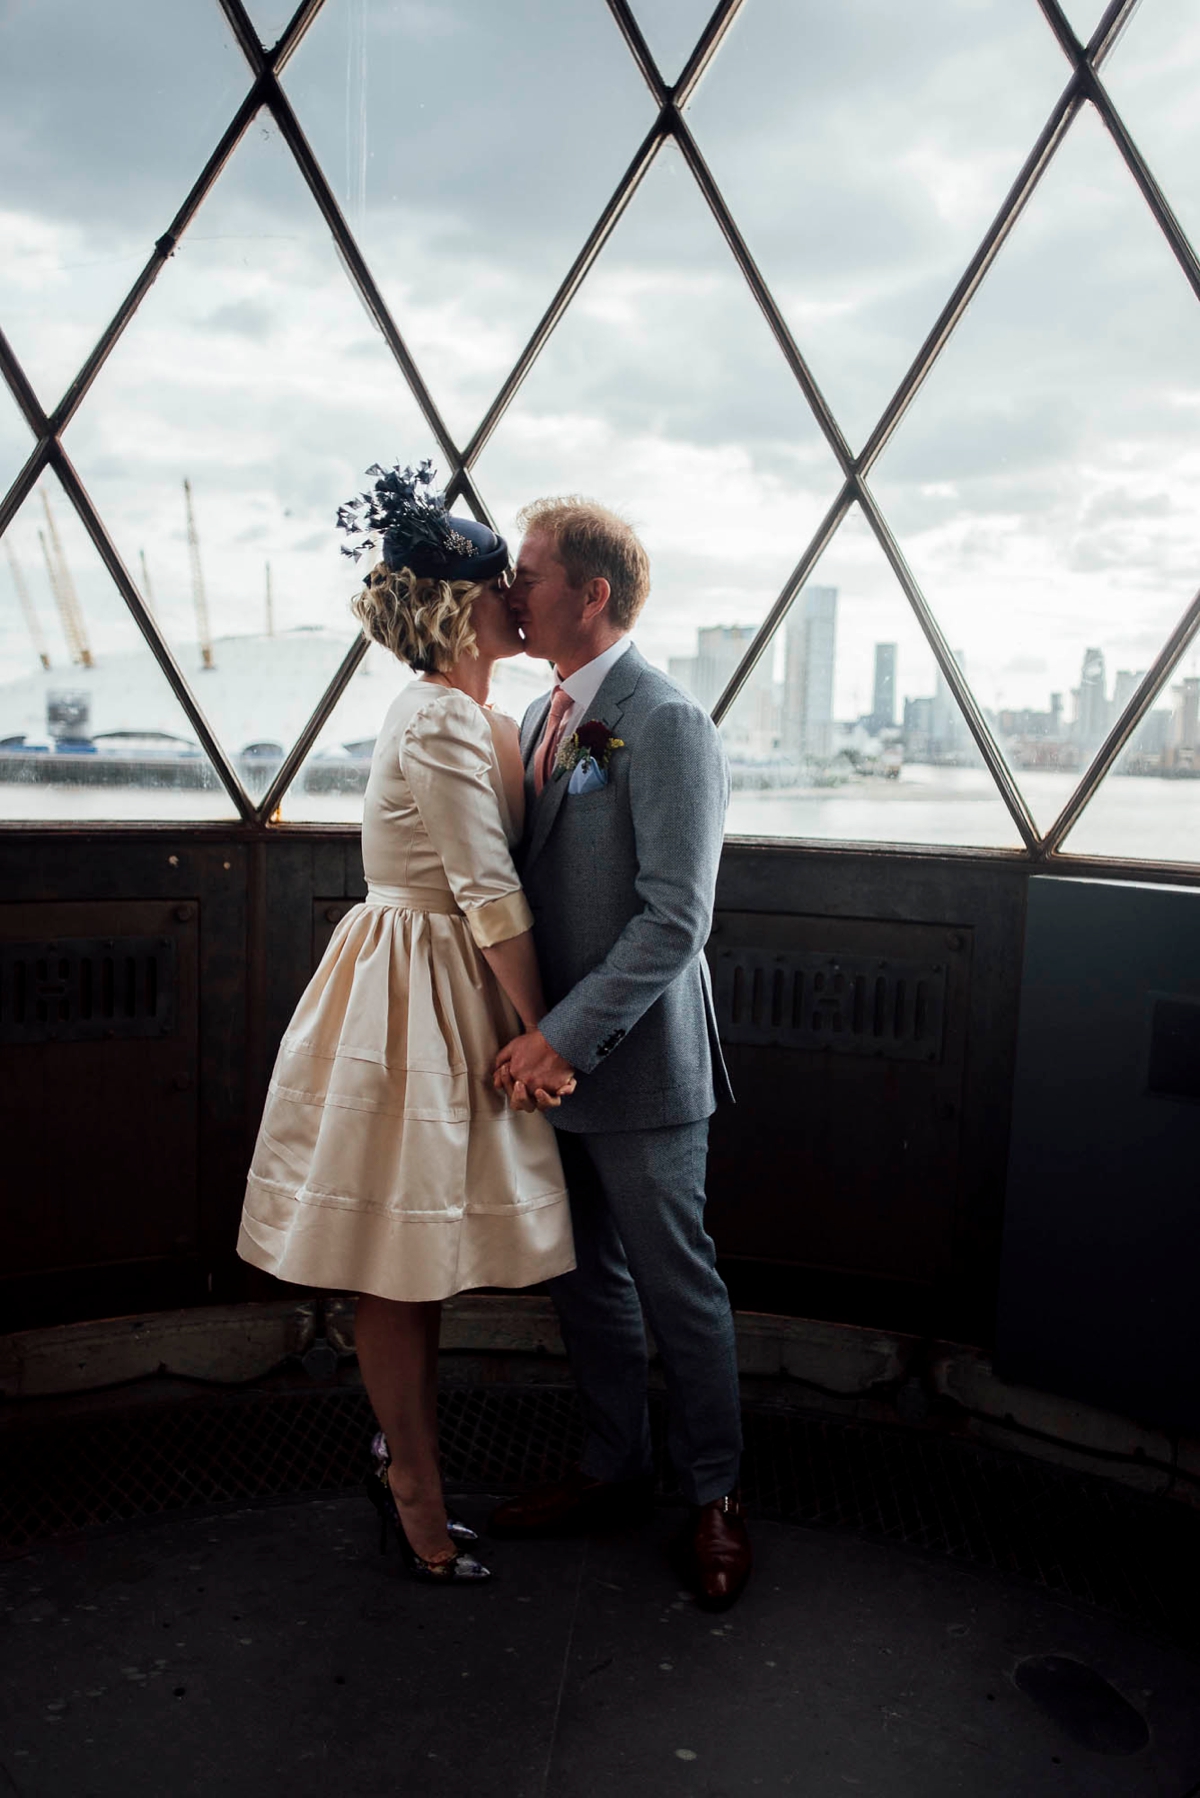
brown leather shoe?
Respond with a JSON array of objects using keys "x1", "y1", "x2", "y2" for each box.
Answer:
[
  {"x1": 489, "y1": 1469, "x2": 654, "y2": 1539},
  {"x1": 678, "y1": 1491, "x2": 752, "y2": 1612}
]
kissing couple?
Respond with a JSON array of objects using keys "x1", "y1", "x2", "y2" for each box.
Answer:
[{"x1": 238, "y1": 464, "x2": 751, "y2": 1612}]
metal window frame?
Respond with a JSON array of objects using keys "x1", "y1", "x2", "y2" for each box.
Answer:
[{"x1": 1, "y1": 0, "x2": 1198, "y2": 872}]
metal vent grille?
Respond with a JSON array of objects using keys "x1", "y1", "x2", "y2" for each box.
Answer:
[
  {"x1": 710, "y1": 946, "x2": 947, "y2": 1062},
  {"x1": 0, "y1": 936, "x2": 177, "y2": 1043}
]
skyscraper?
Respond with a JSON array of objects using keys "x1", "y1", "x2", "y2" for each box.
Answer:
[
  {"x1": 929, "y1": 649, "x2": 967, "y2": 756},
  {"x1": 1112, "y1": 668, "x2": 1143, "y2": 719},
  {"x1": 672, "y1": 626, "x2": 775, "y2": 755},
  {"x1": 781, "y1": 586, "x2": 837, "y2": 762},
  {"x1": 1172, "y1": 677, "x2": 1200, "y2": 764},
  {"x1": 1077, "y1": 646, "x2": 1109, "y2": 751},
  {"x1": 871, "y1": 642, "x2": 896, "y2": 732},
  {"x1": 693, "y1": 625, "x2": 756, "y2": 714}
]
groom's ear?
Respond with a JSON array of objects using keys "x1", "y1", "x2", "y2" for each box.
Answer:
[{"x1": 581, "y1": 576, "x2": 611, "y2": 622}]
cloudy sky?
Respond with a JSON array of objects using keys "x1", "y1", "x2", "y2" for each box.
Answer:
[{"x1": 2, "y1": 0, "x2": 1200, "y2": 822}]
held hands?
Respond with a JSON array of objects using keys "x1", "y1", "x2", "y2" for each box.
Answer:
[{"x1": 493, "y1": 1029, "x2": 577, "y2": 1114}]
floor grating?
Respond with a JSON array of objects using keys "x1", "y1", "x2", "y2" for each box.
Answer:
[{"x1": 3, "y1": 1382, "x2": 1198, "y2": 1645}]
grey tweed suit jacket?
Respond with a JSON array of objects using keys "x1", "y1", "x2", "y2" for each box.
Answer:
[{"x1": 518, "y1": 643, "x2": 733, "y2": 1135}]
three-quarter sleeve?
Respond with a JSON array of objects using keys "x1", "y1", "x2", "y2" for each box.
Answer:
[{"x1": 401, "y1": 691, "x2": 533, "y2": 948}]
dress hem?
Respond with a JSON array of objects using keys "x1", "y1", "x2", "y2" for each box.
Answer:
[
  {"x1": 243, "y1": 1170, "x2": 569, "y2": 1220},
  {"x1": 236, "y1": 1194, "x2": 576, "y2": 1304}
]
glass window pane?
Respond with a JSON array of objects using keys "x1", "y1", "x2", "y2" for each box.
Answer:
[
  {"x1": 869, "y1": 102, "x2": 1200, "y2": 836},
  {"x1": 0, "y1": 0, "x2": 250, "y2": 407},
  {"x1": 1058, "y1": 1, "x2": 1106, "y2": 45},
  {"x1": 687, "y1": 0, "x2": 1066, "y2": 450},
  {"x1": 279, "y1": 641, "x2": 548, "y2": 823},
  {"x1": 61, "y1": 116, "x2": 433, "y2": 798},
  {"x1": 1103, "y1": 0, "x2": 1200, "y2": 259},
  {"x1": 474, "y1": 142, "x2": 844, "y2": 682},
  {"x1": 1059, "y1": 619, "x2": 1200, "y2": 864},
  {"x1": 0, "y1": 473, "x2": 239, "y2": 821},
  {"x1": 718, "y1": 505, "x2": 1022, "y2": 847},
  {"x1": 630, "y1": 0, "x2": 716, "y2": 81},
  {"x1": 281, "y1": 0, "x2": 656, "y2": 444},
  {"x1": 242, "y1": 0, "x2": 294, "y2": 49},
  {"x1": 280, "y1": 642, "x2": 413, "y2": 825}
]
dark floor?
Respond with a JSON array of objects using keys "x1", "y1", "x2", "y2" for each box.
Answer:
[
  {"x1": 8, "y1": 1382, "x2": 1200, "y2": 1645},
  {"x1": 2, "y1": 1490, "x2": 1199, "y2": 1798}
]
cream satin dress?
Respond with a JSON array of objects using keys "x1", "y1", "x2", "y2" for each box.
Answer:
[{"x1": 237, "y1": 682, "x2": 575, "y2": 1302}]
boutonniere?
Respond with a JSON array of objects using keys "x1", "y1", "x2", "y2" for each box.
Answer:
[{"x1": 556, "y1": 719, "x2": 624, "y2": 793}]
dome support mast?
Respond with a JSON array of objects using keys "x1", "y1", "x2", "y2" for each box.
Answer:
[
  {"x1": 5, "y1": 539, "x2": 52, "y2": 670},
  {"x1": 184, "y1": 478, "x2": 214, "y2": 670},
  {"x1": 39, "y1": 489, "x2": 93, "y2": 668}
]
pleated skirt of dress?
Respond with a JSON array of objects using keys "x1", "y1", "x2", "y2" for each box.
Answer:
[{"x1": 237, "y1": 894, "x2": 575, "y2": 1302}]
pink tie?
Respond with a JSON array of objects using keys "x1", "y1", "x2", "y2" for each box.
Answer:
[{"x1": 534, "y1": 686, "x2": 573, "y2": 795}]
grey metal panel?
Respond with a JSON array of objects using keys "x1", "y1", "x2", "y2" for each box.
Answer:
[
  {"x1": 996, "y1": 876, "x2": 1200, "y2": 1432},
  {"x1": 705, "y1": 909, "x2": 972, "y2": 1292},
  {"x1": 712, "y1": 846, "x2": 1026, "y2": 1339},
  {"x1": 0, "y1": 841, "x2": 246, "y2": 1328},
  {"x1": 0, "y1": 899, "x2": 199, "y2": 1278}
]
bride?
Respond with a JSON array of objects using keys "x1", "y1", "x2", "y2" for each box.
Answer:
[{"x1": 238, "y1": 463, "x2": 576, "y2": 1582}]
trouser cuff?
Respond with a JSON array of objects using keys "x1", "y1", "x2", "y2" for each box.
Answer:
[{"x1": 682, "y1": 1467, "x2": 744, "y2": 1507}]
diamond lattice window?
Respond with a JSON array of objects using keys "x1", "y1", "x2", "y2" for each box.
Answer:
[{"x1": 1, "y1": 0, "x2": 1198, "y2": 868}]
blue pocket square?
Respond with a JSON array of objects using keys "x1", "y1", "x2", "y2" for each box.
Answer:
[{"x1": 568, "y1": 759, "x2": 608, "y2": 795}]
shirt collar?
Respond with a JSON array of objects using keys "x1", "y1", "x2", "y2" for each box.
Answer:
[{"x1": 556, "y1": 636, "x2": 632, "y2": 713}]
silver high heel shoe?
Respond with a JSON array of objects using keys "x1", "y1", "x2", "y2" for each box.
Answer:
[
  {"x1": 364, "y1": 1462, "x2": 492, "y2": 1584},
  {"x1": 370, "y1": 1431, "x2": 480, "y2": 1546}
]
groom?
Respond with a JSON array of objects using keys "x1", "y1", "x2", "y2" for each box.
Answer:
[{"x1": 491, "y1": 498, "x2": 751, "y2": 1611}]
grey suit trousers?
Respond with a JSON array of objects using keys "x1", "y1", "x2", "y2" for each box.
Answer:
[{"x1": 547, "y1": 1120, "x2": 743, "y2": 1507}]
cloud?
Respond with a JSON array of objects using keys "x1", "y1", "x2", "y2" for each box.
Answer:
[{"x1": 200, "y1": 300, "x2": 275, "y2": 339}]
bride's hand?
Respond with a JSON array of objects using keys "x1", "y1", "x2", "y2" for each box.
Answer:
[
  {"x1": 494, "y1": 1028, "x2": 575, "y2": 1101},
  {"x1": 529, "y1": 1075, "x2": 576, "y2": 1112},
  {"x1": 497, "y1": 1067, "x2": 577, "y2": 1113}
]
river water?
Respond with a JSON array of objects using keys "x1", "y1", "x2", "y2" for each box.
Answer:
[{"x1": 2, "y1": 764, "x2": 1198, "y2": 864}]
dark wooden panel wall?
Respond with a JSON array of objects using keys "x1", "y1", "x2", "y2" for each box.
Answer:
[{"x1": 0, "y1": 832, "x2": 1028, "y2": 1344}]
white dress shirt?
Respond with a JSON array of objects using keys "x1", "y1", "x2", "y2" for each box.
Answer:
[{"x1": 551, "y1": 636, "x2": 632, "y2": 742}]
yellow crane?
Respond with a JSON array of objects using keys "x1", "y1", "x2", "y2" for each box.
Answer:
[
  {"x1": 5, "y1": 539, "x2": 52, "y2": 670},
  {"x1": 183, "y1": 478, "x2": 214, "y2": 670},
  {"x1": 39, "y1": 488, "x2": 93, "y2": 667}
]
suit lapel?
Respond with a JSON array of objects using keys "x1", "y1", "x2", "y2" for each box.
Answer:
[
  {"x1": 521, "y1": 692, "x2": 553, "y2": 769},
  {"x1": 523, "y1": 645, "x2": 646, "y2": 876}
]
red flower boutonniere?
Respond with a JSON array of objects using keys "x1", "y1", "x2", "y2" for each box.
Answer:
[{"x1": 555, "y1": 719, "x2": 625, "y2": 776}]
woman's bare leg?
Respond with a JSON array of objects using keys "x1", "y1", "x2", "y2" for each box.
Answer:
[{"x1": 355, "y1": 1294, "x2": 453, "y2": 1563}]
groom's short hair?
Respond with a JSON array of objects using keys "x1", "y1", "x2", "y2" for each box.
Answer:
[{"x1": 516, "y1": 497, "x2": 650, "y2": 630}]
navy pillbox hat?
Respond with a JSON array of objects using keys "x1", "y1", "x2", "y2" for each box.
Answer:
[
  {"x1": 384, "y1": 511, "x2": 509, "y2": 583},
  {"x1": 337, "y1": 460, "x2": 509, "y2": 583}
]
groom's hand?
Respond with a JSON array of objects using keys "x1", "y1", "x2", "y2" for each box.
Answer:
[{"x1": 494, "y1": 1031, "x2": 575, "y2": 1111}]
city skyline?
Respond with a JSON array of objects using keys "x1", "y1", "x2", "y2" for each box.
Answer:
[{"x1": 670, "y1": 588, "x2": 1200, "y2": 778}]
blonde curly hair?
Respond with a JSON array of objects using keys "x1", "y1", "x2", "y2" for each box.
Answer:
[{"x1": 351, "y1": 561, "x2": 481, "y2": 673}]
